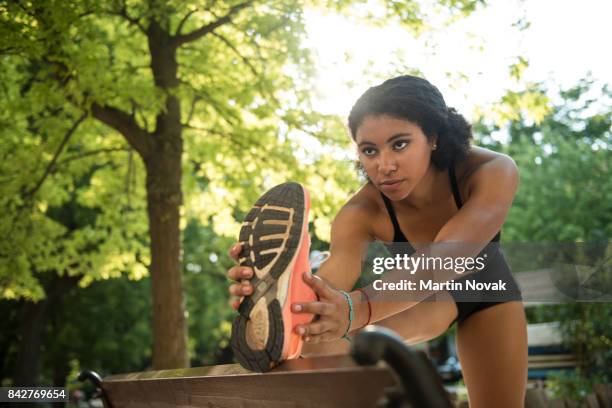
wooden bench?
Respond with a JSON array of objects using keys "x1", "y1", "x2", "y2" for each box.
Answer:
[
  {"x1": 79, "y1": 326, "x2": 453, "y2": 408},
  {"x1": 527, "y1": 322, "x2": 578, "y2": 380}
]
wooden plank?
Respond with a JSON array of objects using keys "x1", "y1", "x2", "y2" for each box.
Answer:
[
  {"x1": 105, "y1": 379, "x2": 149, "y2": 408},
  {"x1": 527, "y1": 322, "x2": 563, "y2": 347},
  {"x1": 517, "y1": 264, "x2": 611, "y2": 306},
  {"x1": 594, "y1": 384, "x2": 612, "y2": 408},
  {"x1": 528, "y1": 361, "x2": 577, "y2": 369},
  {"x1": 527, "y1": 353, "x2": 577, "y2": 369},
  {"x1": 525, "y1": 388, "x2": 548, "y2": 408},
  {"x1": 139, "y1": 379, "x2": 178, "y2": 408},
  {"x1": 102, "y1": 355, "x2": 398, "y2": 408},
  {"x1": 516, "y1": 269, "x2": 569, "y2": 304},
  {"x1": 549, "y1": 398, "x2": 566, "y2": 408},
  {"x1": 586, "y1": 393, "x2": 601, "y2": 408},
  {"x1": 528, "y1": 354, "x2": 575, "y2": 362},
  {"x1": 566, "y1": 398, "x2": 580, "y2": 408}
]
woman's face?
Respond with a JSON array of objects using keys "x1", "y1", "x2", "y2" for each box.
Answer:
[{"x1": 355, "y1": 114, "x2": 435, "y2": 201}]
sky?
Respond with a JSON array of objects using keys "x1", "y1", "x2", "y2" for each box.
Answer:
[{"x1": 303, "y1": 0, "x2": 612, "y2": 122}]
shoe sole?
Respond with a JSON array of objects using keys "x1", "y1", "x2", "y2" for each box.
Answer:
[{"x1": 230, "y1": 182, "x2": 314, "y2": 372}]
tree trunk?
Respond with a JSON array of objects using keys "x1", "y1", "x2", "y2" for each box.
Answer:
[
  {"x1": 12, "y1": 275, "x2": 79, "y2": 387},
  {"x1": 52, "y1": 357, "x2": 70, "y2": 408},
  {"x1": 12, "y1": 298, "x2": 47, "y2": 387},
  {"x1": 143, "y1": 21, "x2": 189, "y2": 370},
  {"x1": 145, "y1": 144, "x2": 188, "y2": 369}
]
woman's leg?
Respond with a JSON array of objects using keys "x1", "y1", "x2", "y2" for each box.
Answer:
[
  {"x1": 301, "y1": 291, "x2": 458, "y2": 357},
  {"x1": 455, "y1": 301, "x2": 528, "y2": 408},
  {"x1": 371, "y1": 291, "x2": 458, "y2": 344}
]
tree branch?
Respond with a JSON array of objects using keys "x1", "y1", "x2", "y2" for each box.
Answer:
[
  {"x1": 178, "y1": 81, "x2": 240, "y2": 126},
  {"x1": 125, "y1": 148, "x2": 134, "y2": 209},
  {"x1": 185, "y1": 95, "x2": 201, "y2": 127},
  {"x1": 171, "y1": 0, "x2": 253, "y2": 47},
  {"x1": 211, "y1": 31, "x2": 260, "y2": 78},
  {"x1": 77, "y1": 2, "x2": 146, "y2": 33},
  {"x1": 25, "y1": 113, "x2": 87, "y2": 200},
  {"x1": 91, "y1": 103, "x2": 151, "y2": 157},
  {"x1": 57, "y1": 147, "x2": 131, "y2": 166},
  {"x1": 183, "y1": 124, "x2": 330, "y2": 182},
  {"x1": 39, "y1": 56, "x2": 151, "y2": 158},
  {"x1": 182, "y1": 124, "x2": 277, "y2": 167},
  {"x1": 110, "y1": 0, "x2": 147, "y2": 33},
  {"x1": 176, "y1": 8, "x2": 199, "y2": 36}
]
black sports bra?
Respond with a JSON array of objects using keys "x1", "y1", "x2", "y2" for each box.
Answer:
[{"x1": 380, "y1": 166, "x2": 502, "y2": 244}]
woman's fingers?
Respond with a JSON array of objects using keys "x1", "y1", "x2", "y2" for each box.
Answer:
[
  {"x1": 302, "y1": 272, "x2": 334, "y2": 299},
  {"x1": 227, "y1": 243, "x2": 252, "y2": 311},
  {"x1": 295, "y1": 321, "x2": 336, "y2": 337},
  {"x1": 227, "y1": 242, "x2": 243, "y2": 262},
  {"x1": 229, "y1": 297, "x2": 243, "y2": 310},
  {"x1": 227, "y1": 265, "x2": 253, "y2": 281},
  {"x1": 227, "y1": 242, "x2": 253, "y2": 311},
  {"x1": 303, "y1": 333, "x2": 339, "y2": 344},
  {"x1": 229, "y1": 282, "x2": 253, "y2": 297},
  {"x1": 292, "y1": 301, "x2": 336, "y2": 316},
  {"x1": 294, "y1": 275, "x2": 351, "y2": 343}
]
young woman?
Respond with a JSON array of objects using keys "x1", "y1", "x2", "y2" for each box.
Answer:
[{"x1": 227, "y1": 75, "x2": 527, "y2": 407}]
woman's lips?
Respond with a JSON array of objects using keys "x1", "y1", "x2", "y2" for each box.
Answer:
[{"x1": 379, "y1": 179, "x2": 404, "y2": 191}]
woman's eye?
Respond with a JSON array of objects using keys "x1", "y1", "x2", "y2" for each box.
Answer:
[
  {"x1": 393, "y1": 140, "x2": 409, "y2": 150},
  {"x1": 362, "y1": 147, "x2": 377, "y2": 156}
]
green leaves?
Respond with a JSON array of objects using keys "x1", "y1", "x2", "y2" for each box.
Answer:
[
  {"x1": 476, "y1": 78, "x2": 612, "y2": 391},
  {"x1": 477, "y1": 79, "x2": 611, "y2": 242},
  {"x1": 1, "y1": 0, "x2": 492, "y2": 380}
]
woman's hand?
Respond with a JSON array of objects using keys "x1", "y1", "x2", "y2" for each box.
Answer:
[
  {"x1": 291, "y1": 272, "x2": 360, "y2": 343},
  {"x1": 227, "y1": 242, "x2": 364, "y2": 342},
  {"x1": 226, "y1": 243, "x2": 253, "y2": 310}
]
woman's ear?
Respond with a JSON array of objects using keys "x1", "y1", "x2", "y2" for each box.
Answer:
[
  {"x1": 431, "y1": 137, "x2": 438, "y2": 151},
  {"x1": 355, "y1": 160, "x2": 364, "y2": 173},
  {"x1": 355, "y1": 160, "x2": 370, "y2": 183}
]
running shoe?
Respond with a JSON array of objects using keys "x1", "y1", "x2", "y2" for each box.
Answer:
[{"x1": 230, "y1": 182, "x2": 317, "y2": 372}]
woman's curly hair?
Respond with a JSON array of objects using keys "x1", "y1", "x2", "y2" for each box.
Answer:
[{"x1": 348, "y1": 75, "x2": 472, "y2": 170}]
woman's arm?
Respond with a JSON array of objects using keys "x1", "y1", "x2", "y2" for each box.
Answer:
[
  {"x1": 294, "y1": 154, "x2": 520, "y2": 341},
  {"x1": 314, "y1": 202, "x2": 374, "y2": 290},
  {"x1": 436, "y1": 153, "x2": 519, "y2": 243},
  {"x1": 297, "y1": 202, "x2": 374, "y2": 353},
  {"x1": 352, "y1": 154, "x2": 520, "y2": 327},
  {"x1": 293, "y1": 201, "x2": 375, "y2": 342}
]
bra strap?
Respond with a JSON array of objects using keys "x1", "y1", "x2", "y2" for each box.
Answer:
[
  {"x1": 449, "y1": 166, "x2": 464, "y2": 209},
  {"x1": 380, "y1": 193, "x2": 406, "y2": 242}
]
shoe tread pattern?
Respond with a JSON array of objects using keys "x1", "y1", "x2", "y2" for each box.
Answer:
[{"x1": 230, "y1": 182, "x2": 305, "y2": 372}]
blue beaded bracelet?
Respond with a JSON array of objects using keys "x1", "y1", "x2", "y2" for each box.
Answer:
[{"x1": 339, "y1": 290, "x2": 353, "y2": 341}]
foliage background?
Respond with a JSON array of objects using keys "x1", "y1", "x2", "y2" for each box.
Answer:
[{"x1": 0, "y1": 0, "x2": 609, "y2": 401}]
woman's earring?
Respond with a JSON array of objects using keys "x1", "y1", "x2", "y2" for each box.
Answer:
[{"x1": 432, "y1": 143, "x2": 438, "y2": 151}]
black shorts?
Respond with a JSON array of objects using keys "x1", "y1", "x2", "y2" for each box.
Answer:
[{"x1": 448, "y1": 248, "x2": 522, "y2": 325}]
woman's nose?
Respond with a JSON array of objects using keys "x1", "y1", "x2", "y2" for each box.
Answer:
[{"x1": 378, "y1": 153, "x2": 397, "y2": 174}]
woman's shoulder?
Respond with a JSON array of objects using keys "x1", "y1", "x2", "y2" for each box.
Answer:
[
  {"x1": 457, "y1": 146, "x2": 515, "y2": 177},
  {"x1": 332, "y1": 183, "x2": 385, "y2": 236},
  {"x1": 342, "y1": 182, "x2": 385, "y2": 215},
  {"x1": 456, "y1": 146, "x2": 519, "y2": 198}
]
